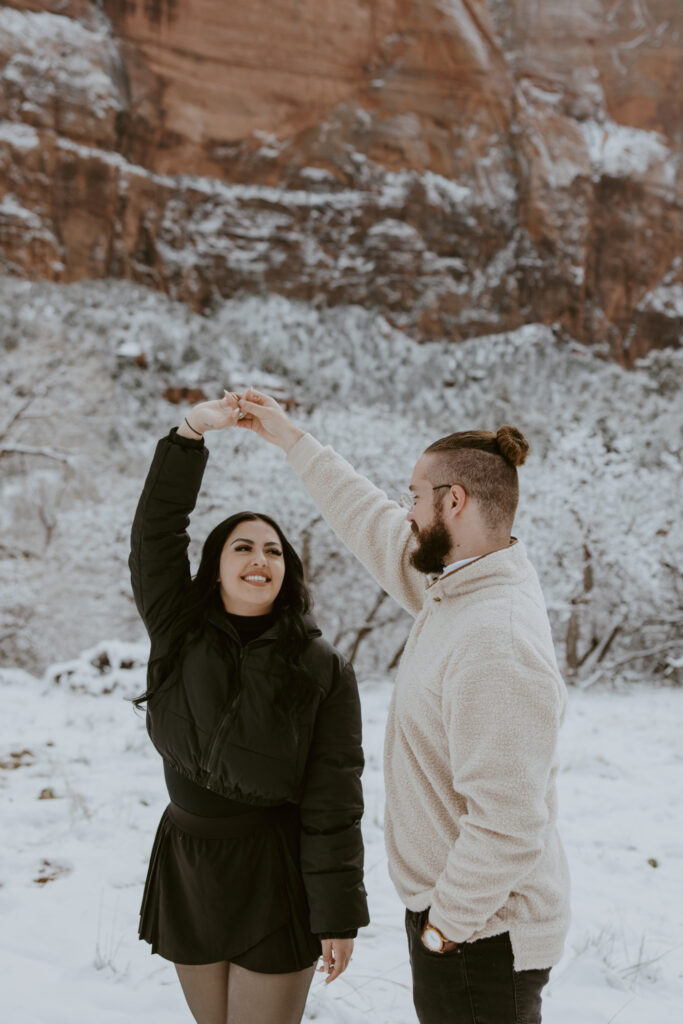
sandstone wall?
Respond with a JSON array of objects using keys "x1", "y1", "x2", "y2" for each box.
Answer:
[{"x1": 0, "y1": 0, "x2": 681, "y2": 363}]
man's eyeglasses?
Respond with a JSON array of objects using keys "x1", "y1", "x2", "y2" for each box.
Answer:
[{"x1": 399, "y1": 484, "x2": 455, "y2": 510}]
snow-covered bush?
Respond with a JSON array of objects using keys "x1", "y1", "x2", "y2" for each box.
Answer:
[{"x1": 1, "y1": 275, "x2": 681, "y2": 683}]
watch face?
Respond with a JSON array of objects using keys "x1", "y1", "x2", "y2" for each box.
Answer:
[{"x1": 424, "y1": 927, "x2": 442, "y2": 951}]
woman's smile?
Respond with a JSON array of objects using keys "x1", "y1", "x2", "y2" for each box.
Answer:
[{"x1": 241, "y1": 572, "x2": 271, "y2": 586}]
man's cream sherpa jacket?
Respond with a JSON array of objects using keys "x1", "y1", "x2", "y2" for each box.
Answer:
[{"x1": 287, "y1": 434, "x2": 570, "y2": 971}]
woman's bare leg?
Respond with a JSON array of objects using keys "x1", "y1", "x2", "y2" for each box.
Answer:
[
  {"x1": 226, "y1": 963, "x2": 316, "y2": 1024},
  {"x1": 175, "y1": 961, "x2": 229, "y2": 1024}
]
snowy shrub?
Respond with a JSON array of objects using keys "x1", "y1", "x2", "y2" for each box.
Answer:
[{"x1": 0, "y1": 275, "x2": 681, "y2": 684}]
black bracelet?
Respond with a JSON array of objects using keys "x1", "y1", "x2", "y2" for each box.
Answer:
[{"x1": 184, "y1": 416, "x2": 203, "y2": 437}]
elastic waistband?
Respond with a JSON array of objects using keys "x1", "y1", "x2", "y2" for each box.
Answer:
[{"x1": 167, "y1": 801, "x2": 295, "y2": 839}]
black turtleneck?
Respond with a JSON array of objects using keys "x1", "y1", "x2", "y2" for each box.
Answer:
[{"x1": 223, "y1": 608, "x2": 277, "y2": 645}]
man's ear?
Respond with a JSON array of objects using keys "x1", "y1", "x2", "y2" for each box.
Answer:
[{"x1": 448, "y1": 484, "x2": 467, "y2": 515}]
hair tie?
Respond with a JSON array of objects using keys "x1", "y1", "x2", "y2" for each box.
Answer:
[{"x1": 184, "y1": 417, "x2": 203, "y2": 437}]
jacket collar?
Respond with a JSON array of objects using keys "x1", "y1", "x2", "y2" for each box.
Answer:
[{"x1": 425, "y1": 538, "x2": 530, "y2": 598}]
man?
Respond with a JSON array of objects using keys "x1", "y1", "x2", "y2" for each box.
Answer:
[{"x1": 236, "y1": 390, "x2": 570, "y2": 1024}]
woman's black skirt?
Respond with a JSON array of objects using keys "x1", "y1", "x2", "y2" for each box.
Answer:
[{"x1": 139, "y1": 802, "x2": 322, "y2": 972}]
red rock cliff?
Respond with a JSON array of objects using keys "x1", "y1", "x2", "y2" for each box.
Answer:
[{"x1": 0, "y1": 0, "x2": 681, "y2": 362}]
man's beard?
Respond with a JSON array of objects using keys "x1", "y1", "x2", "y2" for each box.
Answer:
[{"x1": 409, "y1": 513, "x2": 453, "y2": 575}]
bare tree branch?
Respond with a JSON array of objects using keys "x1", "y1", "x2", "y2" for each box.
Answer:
[
  {"x1": 387, "y1": 638, "x2": 407, "y2": 672},
  {"x1": 604, "y1": 640, "x2": 682, "y2": 669},
  {"x1": 0, "y1": 389, "x2": 48, "y2": 443},
  {"x1": 346, "y1": 589, "x2": 389, "y2": 663},
  {"x1": 39, "y1": 503, "x2": 58, "y2": 548},
  {"x1": 0, "y1": 444, "x2": 73, "y2": 464},
  {"x1": 0, "y1": 397, "x2": 35, "y2": 443},
  {"x1": 579, "y1": 640, "x2": 682, "y2": 689},
  {"x1": 298, "y1": 515, "x2": 323, "y2": 581}
]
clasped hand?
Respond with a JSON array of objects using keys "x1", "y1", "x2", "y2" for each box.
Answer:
[{"x1": 185, "y1": 388, "x2": 303, "y2": 452}]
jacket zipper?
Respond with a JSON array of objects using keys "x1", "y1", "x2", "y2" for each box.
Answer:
[{"x1": 204, "y1": 645, "x2": 245, "y2": 780}]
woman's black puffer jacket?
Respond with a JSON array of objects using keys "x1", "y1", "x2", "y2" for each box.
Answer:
[{"x1": 129, "y1": 429, "x2": 369, "y2": 935}]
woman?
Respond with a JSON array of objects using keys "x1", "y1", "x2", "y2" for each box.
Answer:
[{"x1": 129, "y1": 393, "x2": 369, "y2": 1024}]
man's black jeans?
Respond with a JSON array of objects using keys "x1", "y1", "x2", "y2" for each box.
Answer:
[{"x1": 406, "y1": 909, "x2": 551, "y2": 1024}]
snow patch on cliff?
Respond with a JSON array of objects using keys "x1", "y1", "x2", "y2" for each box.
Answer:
[
  {"x1": 0, "y1": 8, "x2": 123, "y2": 125},
  {"x1": 637, "y1": 259, "x2": 683, "y2": 318},
  {"x1": 580, "y1": 119, "x2": 673, "y2": 180},
  {"x1": 422, "y1": 169, "x2": 473, "y2": 207},
  {"x1": 0, "y1": 119, "x2": 39, "y2": 150},
  {"x1": 0, "y1": 192, "x2": 42, "y2": 227},
  {"x1": 367, "y1": 220, "x2": 426, "y2": 249}
]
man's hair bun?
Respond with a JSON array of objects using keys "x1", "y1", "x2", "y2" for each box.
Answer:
[{"x1": 496, "y1": 425, "x2": 530, "y2": 467}]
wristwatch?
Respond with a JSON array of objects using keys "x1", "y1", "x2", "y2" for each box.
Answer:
[{"x1": 421, "y1": 921, "x2": 458, "y2": 953}]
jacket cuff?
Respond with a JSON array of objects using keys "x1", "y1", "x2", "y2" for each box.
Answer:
[
  {"x1": 168, "y1": 426, "x2": 205, "y2": 450},
  {"x1": 427, "y1": 904, "x2": 472, "y2": 944},
  {"x1": 317, "y1": 929, "x2": 358, "y2": 940}
]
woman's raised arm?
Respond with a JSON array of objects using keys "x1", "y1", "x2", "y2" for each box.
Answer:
[{"x1": 129, "y1": 394, "x2": 240, "y2": 649}]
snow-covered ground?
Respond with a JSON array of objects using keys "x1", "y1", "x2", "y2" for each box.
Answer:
[
  {"x1": 1, "y1": 273, "x2": 681, "y2": 1020},
  {"x1": 1, "y1": 646, "x2": 682, "y2": 1024}
]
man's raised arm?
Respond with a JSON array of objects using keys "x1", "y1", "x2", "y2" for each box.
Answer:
[{"x1": 237, "y1": 390, "x2": 424, "y2": 616}]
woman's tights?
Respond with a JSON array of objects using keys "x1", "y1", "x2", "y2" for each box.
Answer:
[{"x1": 175, "y1": 960, "x2": 316, "y2": 1024}]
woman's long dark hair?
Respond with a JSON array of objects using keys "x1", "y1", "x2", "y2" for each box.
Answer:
[{"x1": 133, "y1": 512, "x2": 313, "y2": 708}]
